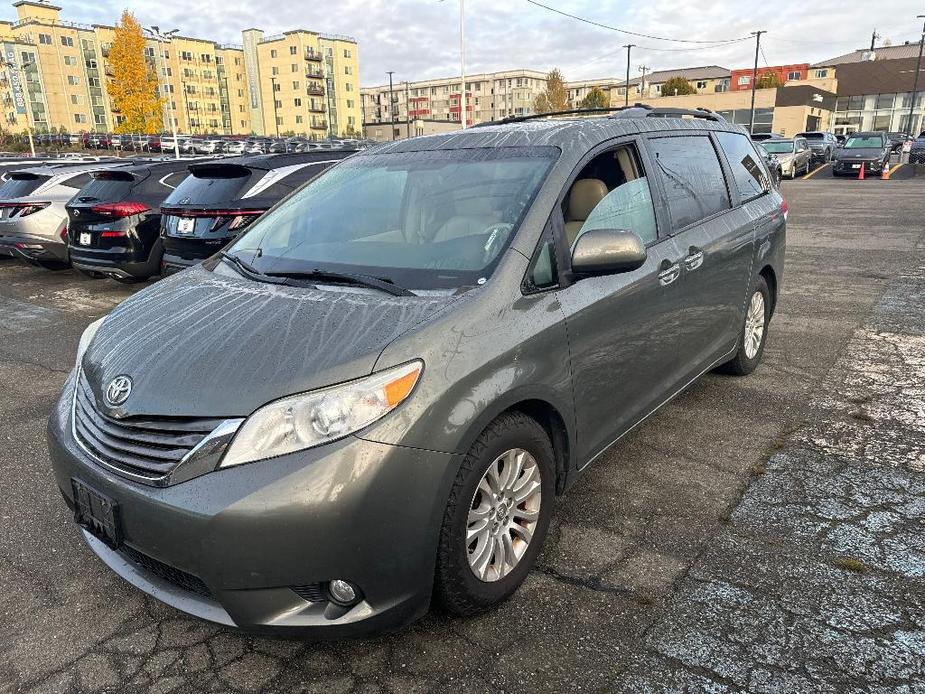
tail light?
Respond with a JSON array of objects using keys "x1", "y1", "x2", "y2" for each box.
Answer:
[
  {"x1": 101, "y1": 231, "x2": 128, "y2": 238},
  {"x1": 60, "y1": 227, "x2": 68, "y2": 241},
  {"x1": 780, "y1": 198, "x2": 789, "y2": 220},
  {"x1": 160, "y1": 207, "x2": 265, "y2": 233},
  {"x1": 91, "y1": 201, "x2": 150, "y2": 218},
  {"x1": 0, "y1": 201, "x2": 50, "y2": 217}
]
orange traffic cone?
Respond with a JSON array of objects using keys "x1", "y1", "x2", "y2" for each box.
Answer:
[
  {"x1": 858, "y1": 163, "x2": 865, "y2": 180},
  {"x1": 881, "y1": 163, "x2": 890, "y2": 180}
]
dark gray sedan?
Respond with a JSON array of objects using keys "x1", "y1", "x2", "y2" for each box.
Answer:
[{"x1": 47, "y1": 108, "x2": 786, "y2": 637}]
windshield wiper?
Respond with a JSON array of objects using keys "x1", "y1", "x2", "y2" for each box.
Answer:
[
  {"x1": 219, "y1": 251, "x2": 285, "y2": 284},
  {"x1": 265, "y1": 268, "x2": 415, "y2": 296}
]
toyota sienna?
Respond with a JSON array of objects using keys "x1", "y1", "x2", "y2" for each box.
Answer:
[{"x1": 47, "y1": 106, "x2": 786, "y2": 637}]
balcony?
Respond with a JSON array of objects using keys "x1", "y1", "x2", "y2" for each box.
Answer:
[
  {"x1": 304, "y1": 49, "x2": 322, "y2": 62},
  {"x1": 305, "y1": 69, "x2": 324, "y2": 80},
  {"x1": 308, "y1": 104, "x2": 325, "y2": 113},
  {"x1": 307, "y1": 85, "x2": 325, "y2": 97},
  {"x1": 310, "y1": 120, "x2": 327, "y2": 130}
]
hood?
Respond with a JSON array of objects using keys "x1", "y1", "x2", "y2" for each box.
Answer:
[
  {"x1": 835, "y1": 148, "x2": 884, "y2": 160},
  {"x1": 81, "y1": 265, "x2": 458, "y2": 418}
]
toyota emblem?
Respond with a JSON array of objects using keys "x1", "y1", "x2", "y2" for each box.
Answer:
[{"x1": 105, "y1": 376, "x2": 133, "y2": 406}]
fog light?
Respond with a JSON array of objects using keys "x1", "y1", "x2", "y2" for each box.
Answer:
[{"x1": 328, "y1": 579, "x2": 358, "y2": 605}]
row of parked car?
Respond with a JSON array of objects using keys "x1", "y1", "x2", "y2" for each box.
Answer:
[
  {"x1": 0, "y1": 148, "x2": 357, "y2": 282},
  {"x1": 752, "y1": 130, "x2": 907, "y2": 179}
]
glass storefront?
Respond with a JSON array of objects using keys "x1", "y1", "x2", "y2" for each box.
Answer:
[
  {"x1": 834, "y1": 93, "x2": 925, "y2": 135},
  {"x1": 716, "y1": 107, "x2": 773, "y2": 134}
]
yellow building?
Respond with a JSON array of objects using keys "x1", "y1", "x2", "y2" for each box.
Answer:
[{"x1": 0, "y1": 0, "x2": 360, "y2": 137}]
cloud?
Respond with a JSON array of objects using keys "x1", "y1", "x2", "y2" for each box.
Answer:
[{"x1": 28, "y1": 0, "x2": 925, "y2": 85}]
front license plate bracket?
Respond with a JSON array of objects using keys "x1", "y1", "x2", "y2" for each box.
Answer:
[{"x1": 71, "y1": 478, "x2": 122, "y2": 549}]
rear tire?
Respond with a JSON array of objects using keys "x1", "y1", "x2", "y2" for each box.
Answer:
[
  {"x1": 717, "y1": 275, "x2": 771, "y2": 376},
  {"x1": 435, "y1": 412, "x2": 555, "y2": 616}
]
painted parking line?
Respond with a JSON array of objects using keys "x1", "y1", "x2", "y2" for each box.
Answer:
[
  {"x1": 803, "y1": 163, "x2": 831, "y2": 180},
  {"x1": 884, "y1": 163, "x2": 905, "y2": 180}
]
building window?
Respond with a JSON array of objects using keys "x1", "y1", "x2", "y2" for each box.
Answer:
[
  {"x1": 273, "y1": 82, "x2": 280, "y2": 92},
  {"x1": 181, "y1": 51, "x2": 193, "y2": 61},
  {"x1": 201, "y1": 54, "x2": 212, "y2": 62},
  {"x1": 347, "y1": 99, "x2": 354, "y2": 108},
  {"x1": 272, "y1": 66, "x2": 279, "y2": 75},
  {"x1": 345, "y1": 82, "x2": 353, "y2": 92},
  {"x1": 276, "y1": 116, "x2": 283, "y2": 125},
  {"x1": 345, "y1": 66, "x2": 352, "y2": 75},
  {"x1": 295, "y1": 115, "x2": 303, "y2": 123},
  {"x1": 70, "y1": 94, "x2": 82, "y2": 104},
  {"x1": 289, "y1": 45, "x2": 298, "y2": 55},
  {"x1": 74, "y1": 113, "x2": 87, "y2": 124},
  {"x1": 814, "y1": 69, "x2": 828, "y2": 79},
  {"x1": 270, "y1": 49, "x2": 278, "y2": 58},
  {"x1": 64, "y1": 56, "x2": 77, "y2": 66},
  {"x1": 787, "y1": 71, "x2": 801, "y2": 81},
  {"x1": 61, "y1": 36, "x2": 74, "y2": 47},
  {"x1": 275, "y1": 99, "x2": 282, "y2": 108},
  {"x1": 144, "y1": 46, "x2": 155, "y2": 58},
  {"x1": 39, "y1": 34, "x2": 52, "y2": 44},
  {"x1": 696, "y1": 80, "x2": 707, "y2": 89},
  {"x1": 343, "y1": 48, "x2": 351, "y2": 58},
  {"x1": 94, "y1": 113, "x2": 106, "y2": 125},
  {"x1": 67, "y1": 75, "x2": 81, "y2": 86},
  {"x1": 738, "y1": 75, "x2": 750, "y2": 86}
]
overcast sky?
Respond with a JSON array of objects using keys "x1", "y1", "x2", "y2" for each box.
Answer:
[{"x1": 57, "y1": 0, "x2": 925, "y2": 86}]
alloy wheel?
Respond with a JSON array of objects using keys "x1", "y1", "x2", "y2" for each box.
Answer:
[
  {"x1": 466, "y1": 448, "x2": 542, "y2": 582},
  {"x1": 744, "y1": 290, "x2": 766, "y2": 359}
]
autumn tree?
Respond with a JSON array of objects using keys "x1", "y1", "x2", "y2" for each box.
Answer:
[
  {"x1": 756, "y1": 71, "x2": 784, "y2": 89},
  {"x1": 534, "y1": 68, "x2": 569, "y2": 113},
  {"x1": 108, "y1": 10, "x2": 162, "y2": 134},
  {"x1": 661, "y1": 76, "x2": 697, "y2": 96},
  {"x1": 578, "y1": 86, "x2": 608, "y2": 109}
]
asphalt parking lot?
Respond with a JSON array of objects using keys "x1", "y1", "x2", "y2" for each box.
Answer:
[{"x1": 1, "y1": 170, "x2": 923, "y2": 693}]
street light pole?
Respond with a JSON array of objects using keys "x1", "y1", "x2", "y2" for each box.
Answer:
[
  {"x1": 270, "y1": 76, "x2": 279, "y2": 138},
  {"x1": 386, "y1": 70, "x2": 395, "y2": 140},
  {"x1": 906, "y1": 15, "x2": 925, "y2": 136},
  {"x1": 622, "y1": 44, "x2": 634, "y2": 107},
  {"x1": 148, "y1": 26, "x2": 180, "y2": 159},
  {"x1": 459, "y1": 0, "x2": 466, "y2": 128},
  {"x1": 405, "y1": 80, "x2": 411, "y2": 138},
  {"x1": 748, "y1": 30, "x2": 765, "y2": 135}
]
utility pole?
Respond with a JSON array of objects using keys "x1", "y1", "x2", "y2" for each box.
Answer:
[
  {"x1": 386, "y1": 71, "x2": 395, "y2": 140},
  {"x1": 405, "y1": 81, "x2": 411, "y2": 138},
  {"x1": 870, "y1": 29, "x2": 880, "y2": 52},
  {"x1": 459, "y1": 0, "x2": 467, "y2": 128},
  {"x1": 907, "y1": 16, "x2": 925, "y2": 136},
  {"x1": 622, "y1": 44, "x2": 635, "y2": 107},
  {"x1": 638, "y1": 65, "x2": 649, "y2": 99},
  {"x1": 270, "y1": 77, "x2": 279, "y2": 137},
  {"x1": 748, "y1": 30, "x2": 766, "y2": 135}
]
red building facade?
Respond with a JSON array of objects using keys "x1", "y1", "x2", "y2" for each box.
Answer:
[{"x1": 730, "y1": 63, "x2": 809, "y2": 91}]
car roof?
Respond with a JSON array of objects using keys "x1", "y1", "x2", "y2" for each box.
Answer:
[
  {"x1": 368, "y1": 112, "x2": 748, "y2": 170},
  {"x1": 190, "y1": 150, "x2": 357, "y2": 173}
]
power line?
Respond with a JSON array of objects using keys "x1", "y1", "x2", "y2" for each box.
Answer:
[{"x1": 525, "y1": 0, "x2": 752, "y2": 44}]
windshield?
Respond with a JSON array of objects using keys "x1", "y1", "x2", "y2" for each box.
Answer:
[
  {"x1": 226, "y1": 146, "x2": 557, "y2": 290},
  {"x1": 844, "y1": 135, "x2": 883, "y2": 149},
  {"x1": 760, "y1": 141, "x2": 795, "y2": 154}
]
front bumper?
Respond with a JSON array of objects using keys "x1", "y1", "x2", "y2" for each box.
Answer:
[
  {"x1": 832, "y1": 159, "x2": 882, "y2": 175},
  {"x1": 47, "y1": 374, "x2": 459, "y2": 636}
]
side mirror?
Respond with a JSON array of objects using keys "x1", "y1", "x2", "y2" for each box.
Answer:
[{"x1": 571, "y1": 229, "x2": 647, "y2": 275}]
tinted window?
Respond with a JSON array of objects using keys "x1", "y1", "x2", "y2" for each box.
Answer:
[
  {"x1": 649, "y1": 136, "x2": 730, "y2": 229},
  {"x1": 578, "y1": 177, "x2": 657, "y2": 244},
  {"x1": 61, "y1": 173, "x2": 93, "y2": 190},
  {"x1": 74, "y1": 173, "x2": 135, "y2": 201},
  {"x1": 164, "y1": 168, "x2": 252, "y2": 205},
  {"x1": 0, "y1": 174, "x2": 48, "y2": 199},
  {"x1": 716, "y1": 132, "x2": 769, "y2": 202}
]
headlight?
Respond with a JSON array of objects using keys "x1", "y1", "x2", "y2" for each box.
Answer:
[
  {"x1": 75, "y1": 317, "x2": 105, "y2": 370},
  {"x1": 220, "y1": 360, "x2": 423, "y2": 468}
]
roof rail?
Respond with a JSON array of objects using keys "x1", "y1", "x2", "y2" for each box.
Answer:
[
  {"x1": 469, "y1": 104, "x2": 726, "y2": 128},
  {"x1": 608, "y1": 104, "x2": 726, "y2": 122}
]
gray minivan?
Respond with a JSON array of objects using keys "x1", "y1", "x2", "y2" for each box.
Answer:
[{"x1": 47, "y1": 107, "x2": 786, "y2": 637}]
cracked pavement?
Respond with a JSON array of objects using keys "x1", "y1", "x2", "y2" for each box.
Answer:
[{"x1": 1, "y1": 173, "x2": 924, "y2": 692}]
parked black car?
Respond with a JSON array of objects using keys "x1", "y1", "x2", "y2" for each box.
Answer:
[
  {"x1": 795, "y1": 131, "x2": 839, "y2": 162},
  {"x1": 908, "y1": 133, "x2": 925, "y2": 164},
  {"x1": 160, "y1": 151, "x2": 355, "y2": 275},
  {"x1": 831, "y1": 132, "x2": 892, "y2": 177},
  {"x1": 66, "y1": 160, "x2": 195, "y2": 282},
  {"x1": 886, "y1": 131, "x2": 911, "y2": 152}
]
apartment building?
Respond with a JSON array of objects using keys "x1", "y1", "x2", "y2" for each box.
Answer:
[
  {"x1": 0, "y1": 0, "x2": 360, "y2": 137},
  {"x1": 361, "y1": 69, "x2": 548, "y2": 136},
  {"x1": 610, "y1": 66, "x2": 731, "y2": 103}
]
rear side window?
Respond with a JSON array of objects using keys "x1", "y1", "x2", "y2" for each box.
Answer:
[
  {"x1": 164, "y1": 167, "x2": 251, "y2": 205},
  {"x1": 649, "y1": 135, "x2": 730, "y2": 229},
  {"x1": 0, "y1": 174, "x2": 47, "y2": 198},
  {"x1": 715, "y1": 132, "x2": 769, "y2": 203},
  {"x1": 61, "y1": 173, "x2": 93, "y2": 190}
]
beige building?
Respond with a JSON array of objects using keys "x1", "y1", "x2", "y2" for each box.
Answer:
[
  {"x1": 0, "y1": 0, "x2": 360, "y2": 137},
  {"x1": 362, "y1": 69, "x2": 549, "y2": 136}
]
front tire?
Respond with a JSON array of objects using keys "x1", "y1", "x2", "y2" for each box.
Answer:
[
  {"x1": 717, "y1": 275, "x2": 771, "y2": 376},
  {"x1": 435, "y1": 411, "x2": 555, "y2": 616}
]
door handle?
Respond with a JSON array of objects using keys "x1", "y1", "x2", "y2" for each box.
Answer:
[
  {"x1": 684, "y1": 248, "x2": 704, "y2": 271},
  {"x1": 658, "y1": 263, "x2": 680, "y2": 286}
]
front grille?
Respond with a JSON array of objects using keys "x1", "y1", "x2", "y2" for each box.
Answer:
[
  {"x1": 73, "y1": 371, "x2": 226, "y2": 481},
  {"x1": 120, "y1": 545, "x2": 212, "y2": 598},
  {"x1": 291, "y1": 583, "x2": 327, "y2": 602}
]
